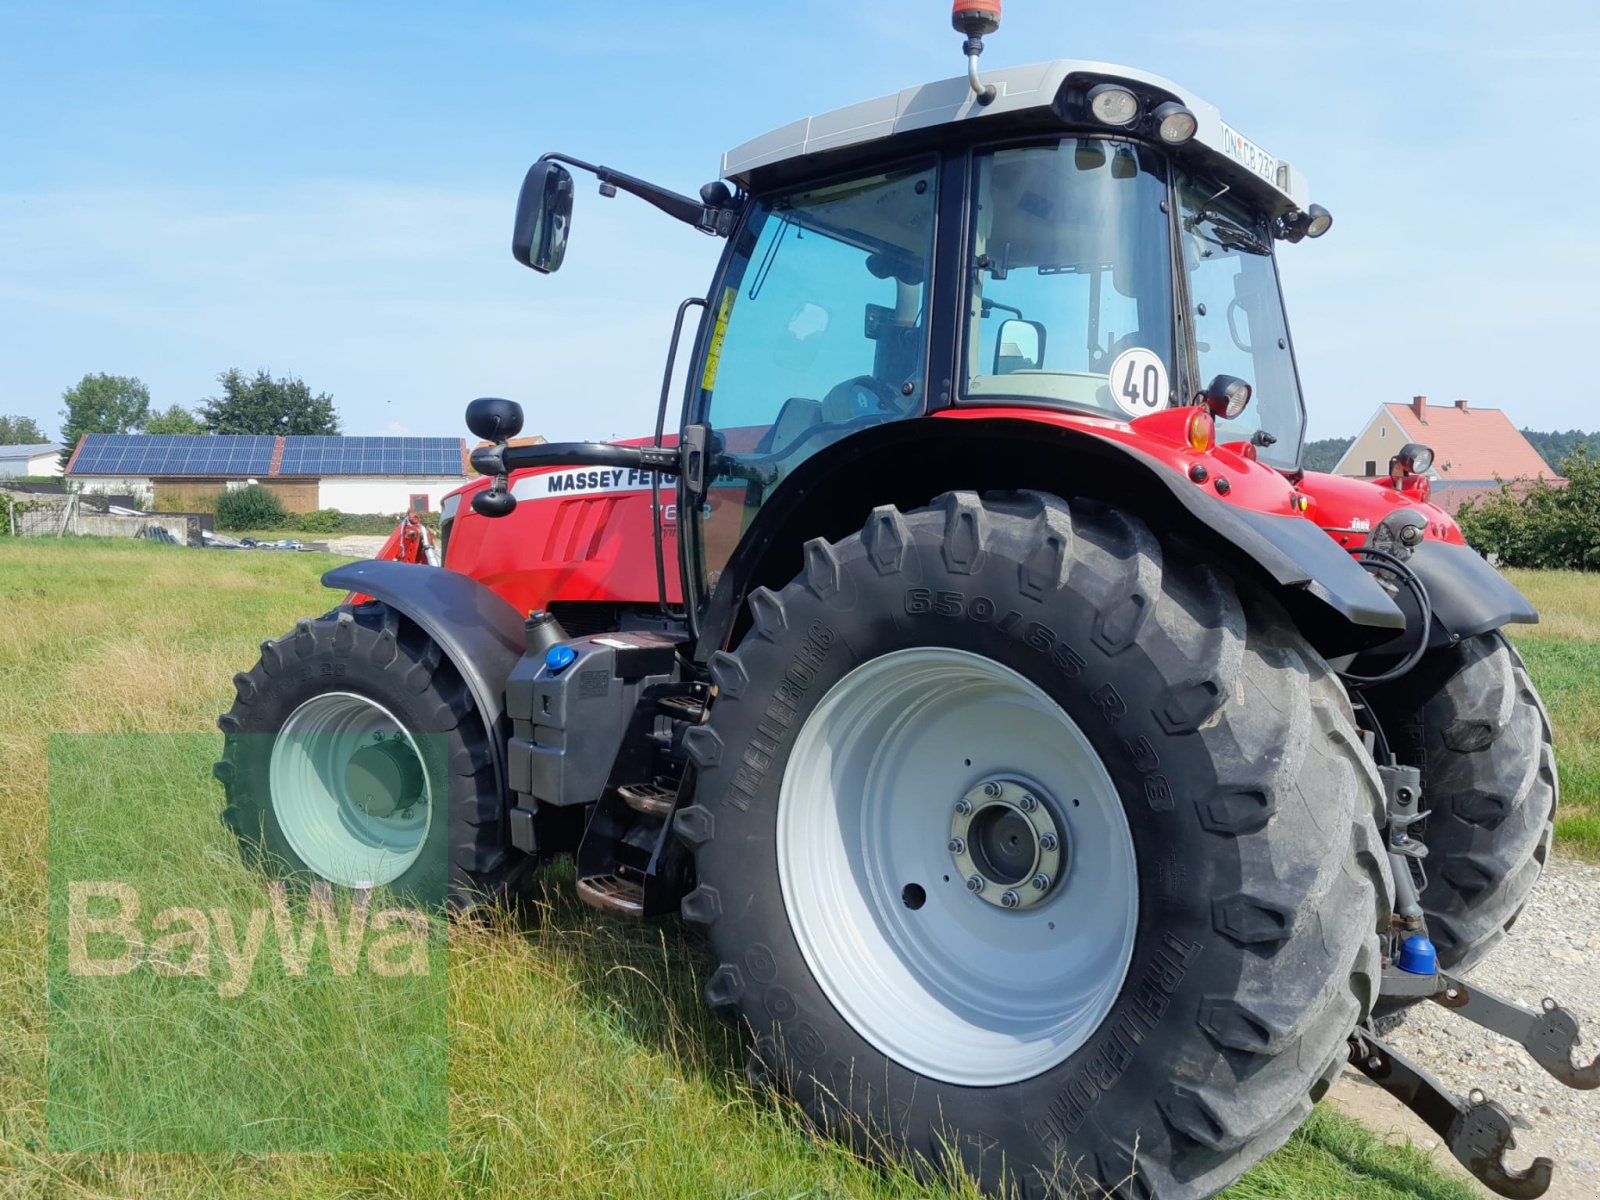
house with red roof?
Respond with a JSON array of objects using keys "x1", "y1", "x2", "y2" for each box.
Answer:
[{"x1": 1331, "y1": 396, "x2": 1562, "y2": 514}]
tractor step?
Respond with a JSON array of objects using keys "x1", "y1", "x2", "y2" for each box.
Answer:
[
  {"x1": 618, "y1": 781, "x2": 675, "y2": 819},
  {"x1": 575, "y1": 874, "x2": 644, "y2": 917},
  {"x1": 1348, "y1": 1030, "x2": 1552, "y2": 1199},
  {"x1": 658, "y1": 694, "x2": 709, "y2": 724}
]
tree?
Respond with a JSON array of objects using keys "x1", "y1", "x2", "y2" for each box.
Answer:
[
  {"x1": 200, "y1": 369, "x2": 340, "y2": 436},
  {"x1": 0, "y1": 414, "x2": 47, "y2": 444},
  {"x1": 59, "y1": 373, "x2": 151, "y2": 469},
  {"x1": 142, "y1": 404, "x2": 206, "y2": 435},
  {"x1": 1302, "y1": 436, "x2": 1354, "y2": 473},
  {"x1": 1519, "y1": 428, "x2": 1600, "y2": 475},
  {"x1": 1456, "y1": 446, "x2": 1600, "y2": 569}
]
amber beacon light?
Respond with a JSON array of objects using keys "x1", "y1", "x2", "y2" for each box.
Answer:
[{"x1": 953, "y1": 1, "x2": 1003, "y2": 104}]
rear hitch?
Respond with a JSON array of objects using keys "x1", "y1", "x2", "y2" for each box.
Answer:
[
  {"x1": 1431, "y1": 975, "x2": 1600, "y2": 1091},
  {"x1": 1348, "y1": 1030, "x2": 1553, "y2": 1199},
  {"x1": 1379, "y1": 966, "x2": 1600, "y2": 1091}
]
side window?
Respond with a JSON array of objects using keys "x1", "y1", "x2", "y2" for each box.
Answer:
[
  {"x1": 1177, "y1": 173, "x2": 1305, "y2": 467},
  {"x1": 964, "y1": 140, "x2": 1174, "y2": 416}
]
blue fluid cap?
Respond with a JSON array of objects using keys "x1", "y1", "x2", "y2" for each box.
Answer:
[
  {"x1": 1397, "y1": 934, "x2": 1439, "y2": 976},
  {"x1": 545, "y1": 645, "x2": 577, "y2": 673}
]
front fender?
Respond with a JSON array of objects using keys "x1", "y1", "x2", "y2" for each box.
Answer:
[
  {"x1": 1406, "y1": 540, "x2": 1539, "y2": 643},
  {"x1": 322, "y1": 560, "x2": 525, "y2": 802}
]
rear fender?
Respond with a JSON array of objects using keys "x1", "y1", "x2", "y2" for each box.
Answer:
[
  {"x1": 322, "y1": 561, "x2": 525, "y2": 803},
  {"x1": 696, "y1": 417, "x2": 1405, "y2": 660}
]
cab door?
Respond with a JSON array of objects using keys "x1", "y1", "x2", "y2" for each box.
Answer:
[{"x1": 681, "y1": 162, "x2": 940, "y2": 605}]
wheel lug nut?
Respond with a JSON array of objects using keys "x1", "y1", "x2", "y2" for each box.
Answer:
[
  {"x1": 947, "y1": 837, "x2": 965, "y2": 854},
  {"x1": 1018, "y1": 793, "x2": 1038, "y2": 812},
  {"x1": 1000, "y1": 890, "x2": 1020, "y2": 908},
  {"x1": 1039, "y1": 833, "x2": 1058, "y2": 852},
  {"x1": 982, "y1": 782, "x2": 1002, "y2": 798},
  {"x1": 954, "y1": 798, "x2": 972, "y2": 816},
  {"x1": 1031, "y1": 873, "x2": 1051, "y2": 891},
  {"x1": 966, "y1": 875, "x2": 985, "y2": 893}
]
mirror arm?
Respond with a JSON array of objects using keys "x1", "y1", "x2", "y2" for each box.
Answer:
[
  {"x1": 539, "y1": 152, "x2": 734, "y2": 236},
  {"x1": 471, "y1": 440, "x2": 679, "y2": 478}
]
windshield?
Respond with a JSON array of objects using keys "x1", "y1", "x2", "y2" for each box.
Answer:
[
  {"x1": 1177, "y1": 173, "x2": 1304, "y2": 468},
  {"x1": 965, "y1": 139, "x2": 1175, "y2": 418}
]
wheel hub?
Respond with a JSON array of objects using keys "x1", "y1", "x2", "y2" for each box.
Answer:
[
  {"x1": 776, "y1": 646, "x2": 1139, "y2": 1086},
  {"x1": 268, "y1": 691, "x2": 432, "y2": 888},
  {"x1": 948, "y1": 779, "x2": 1065, "y2": 909}
]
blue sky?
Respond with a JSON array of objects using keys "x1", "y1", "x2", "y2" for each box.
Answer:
[{"x1": 2, "y1": 1, "x2": 1596, "y2": 445}]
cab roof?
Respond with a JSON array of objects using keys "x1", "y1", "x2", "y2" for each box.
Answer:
[{"x1": 722, "y1": 59, "x2": 1311, "y2": 217}]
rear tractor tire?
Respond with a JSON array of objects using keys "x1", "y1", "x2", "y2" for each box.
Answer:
[
  {"x1": 677, "y1": 491, "x2": 1392, "y2": 1200},
  {"x1": 215, "y1": 602, "x2": 529, "y2": 911}
]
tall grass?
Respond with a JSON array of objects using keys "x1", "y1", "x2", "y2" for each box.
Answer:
[
  {"x1": 0, "y1": 538, "x2": 1576, "y2": 1198},
  {"x1": 1505, "y1": 570, "x2": 1600, "y2": 856}
]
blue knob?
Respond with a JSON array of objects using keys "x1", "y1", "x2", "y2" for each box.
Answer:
[
  {"x1": 544, "y1": 645, "x2": 577, "y2": 673},
  {"x1": 1397, "y1": 934, "x2": 1438, "y2": 976}
]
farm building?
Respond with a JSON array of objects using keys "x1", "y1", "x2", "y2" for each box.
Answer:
[
  {"x1": 0, "y1": 442, "x2": 63, "y2": 478},
  {"x1": 1331, "y1": 396, "x2": 1561, "y2": 514},
  {"x1": 64, "y1": 434, "x2": 471, "y2": 514}
]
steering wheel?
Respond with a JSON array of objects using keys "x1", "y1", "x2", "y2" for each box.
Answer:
[{"x1": 821, "y1": 375, "x2": 909, "y2": 422}]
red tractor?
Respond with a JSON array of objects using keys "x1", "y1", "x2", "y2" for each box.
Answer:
[{"x1": 217, "y1": 8, "x2": 1595, "y2": 1197}]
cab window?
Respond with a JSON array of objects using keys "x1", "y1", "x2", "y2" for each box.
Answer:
[{"x1": 695, "y1": 164, "x2": 937, "y2": 582}]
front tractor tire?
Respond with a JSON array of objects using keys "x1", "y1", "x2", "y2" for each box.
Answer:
[
  {"x1": 215, "y1": 603, "x2": 527, "y2": 911},
  {"x1": 677, "y1": 492, "x2": 1392, "y2": 1200}
]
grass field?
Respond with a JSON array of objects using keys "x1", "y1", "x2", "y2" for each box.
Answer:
[
  {"x1": 4, "y1": 539, "x2": 1590, "y2": 1199},
  {"x1": 1504, "y1": 569, "x2": 1600, "y2": 856}
]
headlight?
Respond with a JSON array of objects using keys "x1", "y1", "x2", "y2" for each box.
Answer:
[
  {"x1": 1152, "y1": 102, "x2": 1197, "y2": 145},
  {"x1": 1305, "y1": 203, "x2": 1333, "y2": 238},
  {"x1": 1199, "y1": 374, "x2": 1252, "y2": 420},
  {"x1": 1087, "y1": 84, "x2": 1139, "y2": 127},
  {"x1": 1396, "y1": 442, "x2": 1434, "y2": 473}
]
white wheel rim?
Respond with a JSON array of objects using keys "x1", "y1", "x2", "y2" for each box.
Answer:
[
  {"x1": 268, "y1": 691, "x2": 431, "y2": 888},
  {"x1": 777, "y1": 648, "x2": 1138, "y2": 1086}
]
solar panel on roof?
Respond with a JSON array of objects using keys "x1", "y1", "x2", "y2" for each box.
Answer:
[
  {"x1": 71, "y1": 434, "x2": 275, "y2": 477},
  {"x1": 277, "y1": 436, "x2": 464, "y2": 476},
  {"x1": 70, "y1": 433, "x2": 463, "y2": 477}
]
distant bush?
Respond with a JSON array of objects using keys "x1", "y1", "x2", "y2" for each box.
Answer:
[
  {"x1": 0, "y1": 491, "x2": 40, "y2": 534},
  {"x1": 291, "y1": 510, "x2": 409, "y2": 535},
  {"x1": 295, "y1": 508, "x2": 341, "y2": 534},
  {"x1": 214, "y1": 484, "x2": 287, "y2": 532},
  {"x1": 1457, "y1": 447, "x2": 1600, "y2": 569}
]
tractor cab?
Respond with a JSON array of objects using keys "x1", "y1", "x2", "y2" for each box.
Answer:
[{"x1": 478, "y1": 50, "x2": 1339, "y2": 622}]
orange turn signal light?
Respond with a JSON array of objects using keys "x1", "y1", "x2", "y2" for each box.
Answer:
[{"x1": 1185, "y1": 409, "x2": 1215, "y2": 453}]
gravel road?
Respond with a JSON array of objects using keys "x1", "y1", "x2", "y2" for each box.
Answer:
[{"x1": 1330, "y1": 854, "x2": 1600, "y2": 1199}]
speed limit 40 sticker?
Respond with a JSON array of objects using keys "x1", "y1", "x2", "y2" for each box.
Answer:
[{"x1": 1108, "y1": 347, "x2": 1170, "y2": 419}]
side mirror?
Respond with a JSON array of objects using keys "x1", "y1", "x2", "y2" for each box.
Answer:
[
  {"x1": 512, "y1": 161, "x2": 574, "y2": 273},
  {"x1": 465, "y1": 397, "x2": 524, "y2": 443},
  {"x1": 994, "y1": 318, "x2": 1046, "y2": 374},
  {"x1": 471, "y1": 487, "x2": 518, "y2": 518}
]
